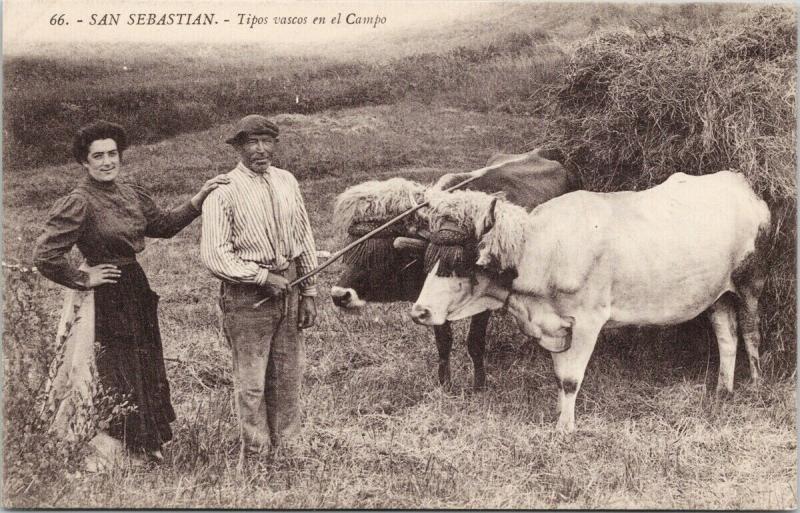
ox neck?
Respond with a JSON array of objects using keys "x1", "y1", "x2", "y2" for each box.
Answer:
[
  {"x1": 478, "y1": 273, "x2": 512, "y2": 308},
  {"x1": 482, "y1": 203, "x2": 527, "y2": 272}
]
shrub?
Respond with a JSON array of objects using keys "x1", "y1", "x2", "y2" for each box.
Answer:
[
  {"x1": 3, "y1": 268, "x2": 135, "y2": 506},
  {"x1": 547, "y1": 6, "x2": 796, "y2": 375},
  {"x1": 3, "y1": 268, "x2": 78, "y2": 505}
]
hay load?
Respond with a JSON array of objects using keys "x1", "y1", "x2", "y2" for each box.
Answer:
[
  {"x1": 333, "y1": 177, "x2": 427, "y2": 272},
  {"x1": 332, "y1": 177, "x2": 426, "y2": 236},
  {"x1": 549, "y1": 6, "x2": 796, "y2": 373}
]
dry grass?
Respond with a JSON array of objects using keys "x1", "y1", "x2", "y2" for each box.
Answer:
[{"x1": 4, "y1": 103, "x2": 796, "y2": 508}]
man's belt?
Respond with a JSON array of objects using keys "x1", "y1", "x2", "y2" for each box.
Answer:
[{"x1": 257, "y1": 260, "x2": 292, "y2": 275}]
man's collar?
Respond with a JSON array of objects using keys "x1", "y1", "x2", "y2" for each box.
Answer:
[
  {"x1": 236, "y1": 161, "x2": 273, "y2": 178},
  {"x1": 236, "y1": 162, "x2": 258, "y2": 177}
]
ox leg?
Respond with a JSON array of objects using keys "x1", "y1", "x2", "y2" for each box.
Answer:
[
  {"x1": 735, "y1": 279, "x2": 766, "y2": 387},
  {"x1": 433, "y1": 323, "x2": 453, "y2": 387},
  {"x1": 551, "y1": 317, "x2": 603, "y2": 434},
  {"x1": 708, "y1": 294, "x2": 738, "y2": 398},
  {"x1": 466, "y1": 311, "x2": 491, "y2": 391}
]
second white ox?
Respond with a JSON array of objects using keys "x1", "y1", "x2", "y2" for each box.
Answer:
[{"x1": 410, "y1": 171, "x2": 771, "y2": 433}]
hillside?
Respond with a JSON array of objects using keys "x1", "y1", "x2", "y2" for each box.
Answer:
[{"x1": 3, "y1": 3, "x2": 751, "y2": 170}]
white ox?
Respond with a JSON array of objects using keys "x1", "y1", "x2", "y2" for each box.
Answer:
[{"x1": 410, "y1": 171, "x2": 771, "y2": 432}]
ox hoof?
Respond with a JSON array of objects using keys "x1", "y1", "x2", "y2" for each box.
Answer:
[
  {"x1": 472, "y1": 370, "x2": 487, "y2": 392},
  {"x1": 437, "y1": 368, "x2": 452, "y2": 389},
  {"x1": 463, "y1": 384, "x2": 487, "y2": 396},
  {"x1": 472, "y1": 379, "x2": 487, "y2": 393},
  {"x1": 555, "y1": 418, "x2": 576, "y2": 435},
  {"x1": 439, "y1": 381, "x2": 455, "y2": 394},
  {"x1": 703, "y1": 387, "x2": 734, "y2": 412},
  {"x1": 715, "y1": 387, "x2": 735, "y2": 401}
]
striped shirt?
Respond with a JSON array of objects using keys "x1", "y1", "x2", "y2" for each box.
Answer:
[{"x1": 200, "y1": 162, "x2": 318, "y2": 296}]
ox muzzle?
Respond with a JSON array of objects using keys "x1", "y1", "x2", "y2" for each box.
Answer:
[
  {"x1": 330, "y1": 286, "x2": 366, "y2": 309},
  {"x1": 410, "y1": 303, "x2": 437, "y2": 325}
]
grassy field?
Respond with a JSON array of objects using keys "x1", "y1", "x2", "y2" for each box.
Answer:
[{"x1": 3, "y1": 3, "x2": 796, "y2": 509}]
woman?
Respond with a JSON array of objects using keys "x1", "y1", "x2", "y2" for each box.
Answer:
[{"x1": 34, "y1": 120, "x2": 228, "y2": 462}]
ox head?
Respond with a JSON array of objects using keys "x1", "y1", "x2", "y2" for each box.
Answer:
[
  {"x1": 331, "y1": 219, "x2": 430, "y2": 307},
  {"x1": 410, "y1": 192, "x2": 573, "y2": 353},
  {"x1": 410, "y1": 195, "x2": 515, "y2": 324},
  {"x1": 330, "y1": 178, "x2": 429, "y2": 309}
]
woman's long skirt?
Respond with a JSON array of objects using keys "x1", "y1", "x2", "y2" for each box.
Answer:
[{"x1": 93, "y1": 262, "x2": 174, "y2": 452}]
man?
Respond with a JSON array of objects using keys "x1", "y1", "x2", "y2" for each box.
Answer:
[{"x1": 200, "y1": 114, "x2": 318, "y2": 465}]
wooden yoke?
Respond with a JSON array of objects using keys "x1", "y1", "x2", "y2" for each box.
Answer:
[{"x1": 252, "y1": 164, "x2": 507, "y2": 309}]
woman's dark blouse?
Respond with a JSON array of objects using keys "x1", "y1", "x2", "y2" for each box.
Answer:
[{"x1": 34, "y1": 177, "x2": 200, "y2": 290}]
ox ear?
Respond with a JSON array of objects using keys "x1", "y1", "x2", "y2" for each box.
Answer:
[
  {"x1": 477, "y1": 197, "x2": 498, "y2": 238},
  {"x1": 475, "y1": 239, "x2": 493, "y2": 267}
]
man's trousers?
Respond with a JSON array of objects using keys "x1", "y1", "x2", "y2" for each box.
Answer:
[{"x1": 219, "y1": 267, "x2": 303, "y2": 455}]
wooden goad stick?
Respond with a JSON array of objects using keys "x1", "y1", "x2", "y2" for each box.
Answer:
[{"x1": 252, "y1": 168, "x2": 497, "y2": 309}]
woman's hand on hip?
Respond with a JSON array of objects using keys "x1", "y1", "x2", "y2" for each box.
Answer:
[
  {"x1": 85, "y1": 264, "x2": 121, "y2": 288},
  {"x1": 191, "y1": 174, "x2": 230, "y2": 210}
]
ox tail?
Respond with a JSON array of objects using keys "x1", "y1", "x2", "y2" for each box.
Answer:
[
  {"x1": 747, "y1": 189, "x2": 772, "y2": 265},
  {"x1": 727, "y1": 191, "x2": 772, "y2": 388}
]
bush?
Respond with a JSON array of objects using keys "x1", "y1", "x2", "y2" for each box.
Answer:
[
  {"x1": 3, "y1": 268, "x2": 134, "y2": 506},
  {"x1": 547, "y1": 6, "x2": 796, "y2": 375},
  {"x1": 3, "y1": 268, "x2": 79, "y2": 505}
]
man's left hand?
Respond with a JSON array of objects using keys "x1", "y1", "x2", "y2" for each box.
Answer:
[{"x1": 298, "y1": 296, "x2": 316, "y2": 329}]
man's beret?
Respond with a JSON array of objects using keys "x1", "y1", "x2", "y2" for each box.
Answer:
[{"x1": 225, "y1": 114, "x2": 280, "y2": 145}]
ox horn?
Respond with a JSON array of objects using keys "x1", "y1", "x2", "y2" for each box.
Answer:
[{"x1": 393, "y1": 237, "x2": 427, "y2": 250}]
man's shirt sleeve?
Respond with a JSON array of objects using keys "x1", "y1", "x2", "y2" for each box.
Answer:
[
  {"x1": 293, "y1": 183, "x2": 319, "y2": 296},
  {"x1": 200, "y1": 191, "x2": 267, "y2": 284}
]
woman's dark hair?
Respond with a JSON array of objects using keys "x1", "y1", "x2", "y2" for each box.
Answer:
[{"x1": 72, "y1": 120, "x2": 128, "y2": 163}]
